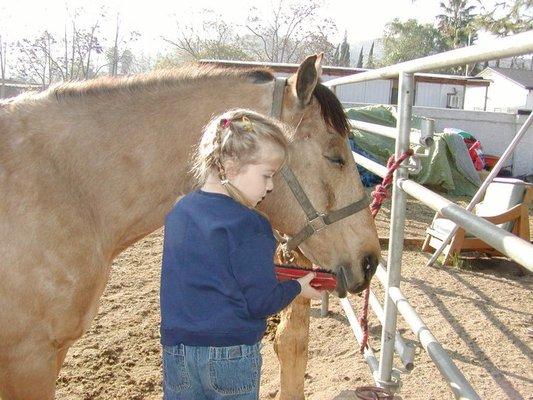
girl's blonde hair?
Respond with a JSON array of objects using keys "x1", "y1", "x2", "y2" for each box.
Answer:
[{"x1": 191, "y1": 108, "x2": 291, "y2": 209}]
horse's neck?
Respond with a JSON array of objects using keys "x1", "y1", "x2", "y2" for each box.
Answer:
[{"x1": 75, "y1": 78, "x2": 274, "y2": 261}]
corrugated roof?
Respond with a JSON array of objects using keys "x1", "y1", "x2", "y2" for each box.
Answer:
[
  {"x1": 0, "y1": 79, "x2": 40, "y2": 88},
  {"x1": 479, "y1": 67, "x2": 533, "y2": 89},
  {"x1": 199, "y1": 59, "x2": 490, "y2": 86}
]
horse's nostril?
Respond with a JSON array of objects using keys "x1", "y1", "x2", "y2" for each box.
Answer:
[{"x1": 362, "y1": 254, "x2": 378, "y2": 281}]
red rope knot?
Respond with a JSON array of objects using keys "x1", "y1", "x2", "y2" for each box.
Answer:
[
  {"x1": 370, "y1": 186, "x2": 388, "y2": 218},
  {"x1": 369, "y1": 148, "x2": 414, "y2": 218},
  {"x1": 360, "y1": 148, "x2": 414, "y2": 353}
]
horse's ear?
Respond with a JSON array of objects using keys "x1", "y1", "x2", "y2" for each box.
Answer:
[{"x1": 292, "y1": 54, "x2": 323, "y2": 107}]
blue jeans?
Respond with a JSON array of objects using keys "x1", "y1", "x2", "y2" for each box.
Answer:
[{"x1": 162, "y1": 342, "x2": 262, "y2": 400}]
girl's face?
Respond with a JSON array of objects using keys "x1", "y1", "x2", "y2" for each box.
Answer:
[{"x1": 229, "y1": 144, "x2": 285, "y2": 207}]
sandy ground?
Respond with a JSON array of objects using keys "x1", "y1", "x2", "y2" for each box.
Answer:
[{"x1": 55, "y1": 192, "x2": 533, "y2": 400}]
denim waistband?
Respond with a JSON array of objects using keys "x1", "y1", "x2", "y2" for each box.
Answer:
[
  {"x1": 163, "y1": 342, "x2": 260, "y2": 359},
  {"x1": 208, "y1": 342, "x2": 260, "y2": 360}
]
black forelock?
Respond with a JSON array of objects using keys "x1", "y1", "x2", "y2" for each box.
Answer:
[{"x1": 313, "y1": 83, "x2": 350, "y2": 137}]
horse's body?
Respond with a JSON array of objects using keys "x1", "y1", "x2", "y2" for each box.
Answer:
[{"x1": 0, "y1": 55, "x2": 379, "y2": 399}]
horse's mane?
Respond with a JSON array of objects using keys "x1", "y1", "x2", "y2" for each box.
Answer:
[
  {"x1": 49, "y1": 64, "x2": 275, "y2": 101},
  {"x1": 46, "y1": 63, "x2": 348, "y2": 137}
]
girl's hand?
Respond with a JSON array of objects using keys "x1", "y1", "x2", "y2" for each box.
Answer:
[{"x1": 296, "y1": 272, "x2": 323, "y2": 300}]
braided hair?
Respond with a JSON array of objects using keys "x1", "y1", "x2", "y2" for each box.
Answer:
[{"x1": 191, "y1": 108, "x2": 290, "y2": 209}]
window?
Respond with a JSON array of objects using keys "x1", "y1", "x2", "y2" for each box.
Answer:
[{"x1": 446, "y1": 94, "x2": 460, "y2": 108}]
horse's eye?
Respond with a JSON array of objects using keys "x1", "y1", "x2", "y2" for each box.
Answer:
[{"x1": 324, "y1": 155, "x2": 345, "y2": 167}]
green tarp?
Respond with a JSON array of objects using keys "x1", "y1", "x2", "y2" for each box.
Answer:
[{"x1": 346, "y1": 105, "x2": 481, "y2": 196}]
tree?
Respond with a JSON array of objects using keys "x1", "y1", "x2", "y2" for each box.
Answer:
[
  {"x1": 73, "y1": 22, "x2": 104, "y2": 79},
  {"x1": 15, "y1": 31, "x2": 58, "y2": 88},
  {"x1": 366, "y1": 41, "x2": 375, "y2": 68},
  {"x1": 437, "y1": 0, "x2": 478, "y2": 49},
  {"x1": 62, "y1": 5, "x2": 106, "y2": 80},
  {"x1": 475, "y1": 0, "x2": 532, "y2": 37},
  {"x1": 15, "y1": 6, "x2": 107, "y2": 86},
  {"x1": 294, "y1": 27, "x2": 337, "y2": 65},
  {"x1": 333, "y1": 44, "x2": 339, "y2": 65},
  {"x1": 162, "y1": 9, "x2": 252, "y2": 62},
  {"x1": 356, "y1": 47, "x2": 364, "y2": 68},
  {"x1": 245, "y1": 0, "x2": 337, "y2": 63},
  {"x1": 12, "y1": 5, "x2": 147, "y2": 87},
  {"x1": 339, "y1": 31, "x2": 350, "y2": 66},
  {"x1": 381, "y1": 19, "x2": 446, "y2": 67},
  {"x1": 437, "y1": 0, "x2": 478, "y2": 74},
  {"x1": 124, "y1": 51, "x2": 154, "y2": 74},
  {"x1": 105, "y1": 13, "x2": 141, "y2": 76},
  {"x1": 332, "y1": 30, "x2": 350, "y2": 67},
  {"x1": 475, "y1": 0, "x2": 533, "y2": 69}
]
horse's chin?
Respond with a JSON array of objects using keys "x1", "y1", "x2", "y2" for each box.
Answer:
[
  {"x1": 335, "y1": 266, "x2": 348, "y2": 298},
  {"x1": 334, "y1": 265, "x2": 369, "y2": 297}
]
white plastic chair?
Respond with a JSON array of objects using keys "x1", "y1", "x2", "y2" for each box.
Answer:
[{"x1": 422, "y1": 178, "x2": 532, "y2": 265}]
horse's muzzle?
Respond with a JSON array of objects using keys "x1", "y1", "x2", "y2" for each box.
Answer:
[{"x1": 335, "y1": 254, "x2": 379, "y2": 297}]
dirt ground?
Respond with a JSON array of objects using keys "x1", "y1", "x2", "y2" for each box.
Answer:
[{"x1": 55, "y1": 191, "x2": 533, "y2": 400}]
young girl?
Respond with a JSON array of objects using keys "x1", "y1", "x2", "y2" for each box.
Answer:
[{"x1": 160, "y1": 109, "x2": 322, "y2": 400}]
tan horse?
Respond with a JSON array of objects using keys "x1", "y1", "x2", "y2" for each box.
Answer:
[{"x1": 0, "y1": 54, "x2": 379, "y2": 399}]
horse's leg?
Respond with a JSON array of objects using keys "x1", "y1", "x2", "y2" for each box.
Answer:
[
  {"x1": 55, "y1": 346, "x2": 70, "y2": 375},
  {"x1": 0, "y1": 343, "x2": 57, "y2": 400},
  {"x1": 274, "y1": 295, "x2": 311, "y2": 400}
]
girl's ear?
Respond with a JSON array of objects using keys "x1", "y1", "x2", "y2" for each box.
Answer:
[{"x1": 224, "y1": 158, "x2": 240, "y2": 179}]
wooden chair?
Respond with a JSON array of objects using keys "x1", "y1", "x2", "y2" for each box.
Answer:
[{"x1": 422, "y1": 178, "x2": 532, "y2": 265}]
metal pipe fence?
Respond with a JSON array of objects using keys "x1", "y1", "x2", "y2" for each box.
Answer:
[
  {"x1": 325, "y1": 31, "x2": 533, "y2": 87},
  {"x1": 330, "y1": 30, "x2": 533, "y2": 399},
  {"x1": 399, "y1": 178, "x2": 533, "y2": 270},
  {"x1": 376, "y1": 71, "x2": 414, "y2": 388},
  {"x1": 425, "y1": 112, "x2": 533, "y2": 267},
  {"x1": 349, "y1": 119, "x2": 435, "y2": 147}
]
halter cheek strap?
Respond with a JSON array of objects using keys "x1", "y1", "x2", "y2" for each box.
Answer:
[
  {"x1": 280, "y1": 165, "x2": 370, "y2": 252},
  {"x1": 270, "y1": 78, "x2": 286, "y2": 119},
  {"x1": 269, "y1": 77, "x2": 370, "y2": 260}
]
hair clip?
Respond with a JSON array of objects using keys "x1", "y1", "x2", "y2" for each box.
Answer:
[
  {"x1": 221, "y1": 118, "x2": 231, "y2": 129},
  {"x1": 242, "y1": 116, "x2": 254, "y2": 132}
]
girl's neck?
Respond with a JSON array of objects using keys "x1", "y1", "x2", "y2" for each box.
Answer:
[{"x1": 201, "y1": 177, "x2": 229, "y2": 196}]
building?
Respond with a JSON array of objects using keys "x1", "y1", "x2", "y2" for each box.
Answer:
[
  {"x1": 0, "y1": 79, "x2": 41, "y2": 99},
  {"x1": 464, "y1": 67, "x2": 533, "y2": 113},
  {"x1": 200, "y1": 59, "x2": 490, "y2": 109}
]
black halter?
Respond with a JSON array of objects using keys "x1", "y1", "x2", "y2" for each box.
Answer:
[{"x1": 269, "y1": 78, "x2": 370, "y2": 258}]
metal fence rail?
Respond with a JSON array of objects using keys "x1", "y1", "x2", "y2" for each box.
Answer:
[
  {"x1": 330, "y1": 30, "x2": 533, "y2": 399},
  {"x1": 349, "y1": 119, "x2": 435, "y2": 147},
  {"x1": 399, "y1": 178, "x2": 533, "y2": 270},
  {"x1": 325, "y1": 30, "x2": 533, "y2": 87}
]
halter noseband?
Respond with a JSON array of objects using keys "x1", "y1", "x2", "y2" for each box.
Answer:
[{"x1": 269, "y1": 78, "x2": 370, "y2": 260}]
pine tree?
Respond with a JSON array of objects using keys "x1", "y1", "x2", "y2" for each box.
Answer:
[
  {"x1": 366, "y1": 41, "x2": 375, "y2": 68},
  {"x1": 339, "y1": 31, "x2": 350, "y2": 67},
  {"x1": 333, "y1": 44, "x2": 340, "y2": 65},
  {"x1": 357, "y1": 47, "x2": 364, "y2": 68}
]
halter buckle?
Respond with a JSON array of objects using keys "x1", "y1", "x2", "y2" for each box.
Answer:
[{"x1": 308, "y1": 213, "x2": 327, "y2": 232}]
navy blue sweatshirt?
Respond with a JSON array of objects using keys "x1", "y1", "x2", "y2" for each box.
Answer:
[{"x1": 160, "y1": 189, "x2": 301, "y2": 346}]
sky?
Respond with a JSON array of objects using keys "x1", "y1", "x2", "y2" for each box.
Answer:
[{"x1": 0, "y1": 0, "x2": 503, "y2": 74}]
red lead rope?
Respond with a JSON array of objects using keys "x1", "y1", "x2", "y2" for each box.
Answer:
[{"x1": 359, "y1": 149, "x2": 413, "y2": 353}]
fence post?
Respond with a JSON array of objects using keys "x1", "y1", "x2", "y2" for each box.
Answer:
[{"x1": 376, "y1": 71, "x2": 414, "y2": 389}]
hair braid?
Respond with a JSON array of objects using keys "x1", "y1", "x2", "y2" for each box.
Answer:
[
  {"x1": 212, "y1": 123, "x2": 227, "y2": 182},
  {"x1": 211, "y1": 119, "x2": 254, "y2": 207},
  {"x1": 191, "y1": 108, "x2": 291, "y2": 212}
]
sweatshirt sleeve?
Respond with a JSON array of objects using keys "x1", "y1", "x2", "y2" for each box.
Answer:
[{"x1": 229, "y1": 234, "x2": 301, "y2": 319}]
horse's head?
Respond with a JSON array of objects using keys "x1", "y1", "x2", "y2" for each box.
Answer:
[{"x1": 259, "y1": 54, "x2": 380, "y2": 297}]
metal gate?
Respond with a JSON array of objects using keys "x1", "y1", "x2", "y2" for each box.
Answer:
[{"x1": 322, "y1": 30, "x2": 533, "y2": 400}]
